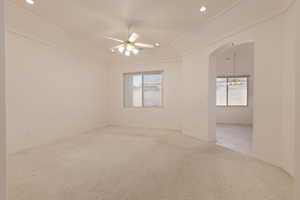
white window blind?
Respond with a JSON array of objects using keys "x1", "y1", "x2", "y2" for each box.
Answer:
[
  {"x1": 216, "y1": 78, "x2": 227, "y2": 106},
  {"x1": 228, "y1": 77, "x2": 248, "y2": 106},
  {"x1": 216, "y1": 76, "x2": 248, "y2": 106},
  {"x1": 124, "y1": 73, "x2": 143, "y2": 107},
  {"x1": 124, "y1": 72, "x2": 163, "y2": 107}
]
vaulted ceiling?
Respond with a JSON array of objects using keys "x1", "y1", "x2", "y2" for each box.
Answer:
[
  {"x1": 8, "y1": 0, "x2": 240, "y2": 63},
  {"x1": 7, "y1": 0, "x2": 293, "y2": 64}
]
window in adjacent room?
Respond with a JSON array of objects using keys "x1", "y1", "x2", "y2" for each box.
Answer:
[
  {"x1": 124, "y1": 71, "x2": 163, "y2": 108},
  {"x1": 216, "y1": 76, "x2": 248, "y2": 106}
]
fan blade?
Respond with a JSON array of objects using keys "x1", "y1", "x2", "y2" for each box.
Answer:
[
  {"x1": 105, "y1": 37, "x2": 124, "y2": 43},
  {"x1": 128, "y1": 32, "x2": 139, "y2": 42},
  {"x1": 112, "y1": 44, "x2": 124, "y2": 50},
  {"x1": 111, "y1": 44, "x2": 125, "y2": 53},
  {"x1": 135, "y1": 43, "x2": 155, "y2": 48}
]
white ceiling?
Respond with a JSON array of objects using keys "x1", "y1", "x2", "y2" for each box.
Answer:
[{"x1": 9, "y1": 0, "x2": 241, "y2": 62}]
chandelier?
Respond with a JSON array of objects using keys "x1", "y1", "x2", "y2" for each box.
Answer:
[{"x1": 228, "y1": 52, "x2": 241, "y2": 86}]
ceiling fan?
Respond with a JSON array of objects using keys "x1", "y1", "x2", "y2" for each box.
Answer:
[{"x1": 105, "y1": 30, "x2": 160, "y2": 56}]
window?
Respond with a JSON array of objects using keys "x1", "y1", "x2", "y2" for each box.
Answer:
[
  {"x1": 124, "y1": 71, "x2": 163, "y2": 107},
  {"x1": 216, "y1": 76, "x2": 248, "y2": 106},
  {"x1": 216, "y1": 78, "x2": 227, "y2": 106}
]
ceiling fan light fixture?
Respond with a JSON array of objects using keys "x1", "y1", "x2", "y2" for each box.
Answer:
[
  {"x1": 132, "y1": 48, "x2": 139, "y2": 55},
  {"x1": 25, "y1": 0, "x2": 35, "y2": 5},
  {"x1": 200, "y1": 6, "x2": 207, "y2": 12},
  {"x1": 125, "y1": 50, "x2": 131, "y2": 56},
  {"x1": 118, "y1": 46, "x2": 125, "y2": 53},
  {"x1": 128, "y1": 32, "x2": 139, "y2": 43},
  {"x1": 126, "y1": 44, "x2": 134, "y2": 51},
  {"x1": 106, "y1": 29, "x2": 159, "y2": 56}
]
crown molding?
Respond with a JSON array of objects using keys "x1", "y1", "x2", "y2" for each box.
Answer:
[
  {"x1": 168, "y1": 0, "x2": 244, "y2": 49},
  {"x1": 177, "y1": 0, "x2": 297, "y2": 57},
  {"x1": 108, "y1": 54, "x2": 183, "y2": 67},
  {"x1": 109, "y1": 0, "x2": 297, "y2": 66},
  {"x1": 7, "y1": 27, "x2": 110, "y2": 66},
  {"x1": 7, "y1": 27, "x2": 59, "y2": 48},
  {"x1": 7, "y1": 0, "x2": 297, "y2": 66},
  {"x1": 7, "y1": 1, "x2": 111, "y2": 66}
]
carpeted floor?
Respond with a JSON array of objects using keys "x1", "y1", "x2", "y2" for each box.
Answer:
[{"x1": 8, "y1": 126, "x2": 292, "y2": 200}]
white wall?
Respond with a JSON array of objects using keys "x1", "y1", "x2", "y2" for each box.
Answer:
[
  {"x1": 215, "y1": 43, "x2": 254, "y2": 125},
  {"x1": 6, "y1": 4, "x2": 108, "y2": 154},
  {"x1": 294, "y1": 0, "x2": 300, "y2": 198},
  {"x1": 181, "y1": 52, "x2": 214, "y2": 141},
  {"x1": 181, "y1": 0, "x2": 291, "y2": 173},
  {"x1": 296, "y1": 34, "x2": 300, "y2": 198},
  {"x1": 0, "y1": 0, "x2": 6, "y2": 199},
  {"x1": 295, "y1": 28, "x2": 300, "y2": 199},
  {"x1": 108, "y1": 60, "x2": 182, "y2": 130},
  {"x1": 281, "y1": 0, "x2": 297, "y2": 177},
  {"x1": 5, "y1": 0, "x2": 298, "y2": 186},
  {"x1": 106, "y1": 0, "x2": 297, "y2": 177}
]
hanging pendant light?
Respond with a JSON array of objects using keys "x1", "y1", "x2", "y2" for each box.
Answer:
[{"x1": 228, "y1": 51, "x2": 241, "y2": 86}]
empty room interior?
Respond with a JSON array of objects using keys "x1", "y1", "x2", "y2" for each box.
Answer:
[
  {"x1": 214, "y1": 42, "x2": 254, "y2": 155},
  {"x1": 1, "y1": 0, "x2": 300, "y2": 199}
]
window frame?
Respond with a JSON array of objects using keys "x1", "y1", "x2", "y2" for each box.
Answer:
[
  {"x1": 123, "y1": 71, "x2": 164, "y2": 108},
  {"x1": 216, "y1": 75, "x2": 249, "y2": 107}
]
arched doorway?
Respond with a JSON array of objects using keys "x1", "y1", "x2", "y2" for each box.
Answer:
[{"x1": 209, "y1": 42, "x2": 254, "y2": 155}]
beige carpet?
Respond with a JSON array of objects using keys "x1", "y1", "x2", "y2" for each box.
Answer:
[{"x1": 8, "y1": 126, "x2": 292, "y2": 200}]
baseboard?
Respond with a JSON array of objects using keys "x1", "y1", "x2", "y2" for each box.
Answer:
[
  {"x1": 8, "y1": 123, "x2": 109, "y2": 155},
  {"x1": 105, "y1": 124, "x2": 182, "y2": 133},
  {"x1": 181, "y1": 130, "x2": 217, "y2": 143}
]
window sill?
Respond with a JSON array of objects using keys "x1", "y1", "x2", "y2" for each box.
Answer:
[
  {"x1": 216, "y1": 105, "x2": 249, "y2": 107},
  {"x1": 123, "y1": 106, "x2": 164, "y2": 109}
]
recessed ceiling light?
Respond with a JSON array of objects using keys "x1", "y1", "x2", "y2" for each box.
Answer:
[
  {"x1": 155, "y1": 43, "x2": 160, "y2": 47},
  {"x1": 25, "y1": 0, "x2": 35, "y2": 5},
  {"x1": 200, "y1": 6, "x2": 207, "y2": 12}
]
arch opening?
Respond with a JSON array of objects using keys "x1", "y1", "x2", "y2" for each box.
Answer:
[{"x1": 209, "y1": 42, "x2": 255, "y2": 155}]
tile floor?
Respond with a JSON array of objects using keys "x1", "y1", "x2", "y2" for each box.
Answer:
[{"x1": 216, "y1": 124, "x2": 252, "y2": 155}]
